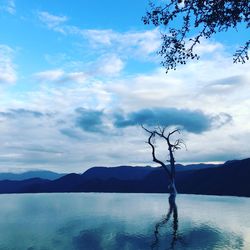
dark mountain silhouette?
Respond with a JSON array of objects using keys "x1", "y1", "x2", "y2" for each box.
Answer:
[
  {"x1": 177, "y1": 158, "x2": 250, "y2": 197},
  {"x1": 80, "y1": 163, "x2": 220, "y2": 181},
  {"x1": 0, "y1": 170, "x2": 65, "y2": 181},
  {"x1": 0, "y1": 178, "x2": 50, "y2": 193},
  {"x1": 81, "y1": 165, "x2": 154, "y2": 180},
  {"x1": 0, "y1": 158, "x2": 249, "y2": 197},
  {"x1": 0, "y1": 163, "x2": 218, "y2": 182},
  {"x1": 175, "y1": 163, "x2": 220, "y2": 171}
]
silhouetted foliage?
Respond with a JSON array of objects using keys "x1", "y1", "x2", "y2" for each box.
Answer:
[{"x1": 143, "y1": 0, "x2": 250, "y2": 72}]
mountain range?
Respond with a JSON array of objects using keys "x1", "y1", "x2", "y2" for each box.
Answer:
[
  {"x1": 0, "y1": 158, "x2": 249, "y2": 197},
  {"x1": 0, "y1": 170, "x2": 64, "y2": 181}
]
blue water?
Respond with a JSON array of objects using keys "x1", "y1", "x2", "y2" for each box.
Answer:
[{"x1": 0, "y1": 193, "x2": 249, "y2": 250}]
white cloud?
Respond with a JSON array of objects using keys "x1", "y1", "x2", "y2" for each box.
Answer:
[
  {"x1": 37, "y1": 11, "x2": 68, "y2": 33},
  {"x1": 0, "y1": 44, "x2": 17, "y2": 84},
  {"x1": 37, "y1": 11, "x2": 161, "y2": 60},
  {"x1": 0, "y1": 0, "x2": 15, "y2": 14},
  {"x1": 106, "y1": 42, "x2": 250, "y2": 115},
  {"x1": 36, "y1": 54, "x2": 125, "y2": 81},
  {"x1": 91, "y1": 54, "x2": 125, "y2": 77},
  {"x1": 34, "y1": 69, "x2": 64, "y2": 82},
  {"x1": 80, "y1": 28, "x2": 162, "y2": 59},
  {"x1": 82, "y1": 29, "x2": 114, "y2": 46},
  {"x1": 63, "y1": 72, "x2": 87, "y2": 84},
  {"x1": 34, "y1": 69, "x2": 87, "y2": 84}
]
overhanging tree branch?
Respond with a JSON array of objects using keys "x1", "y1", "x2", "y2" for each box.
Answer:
[{"x1": 143, "y1": 0, "x2": 250, "y2": 73}]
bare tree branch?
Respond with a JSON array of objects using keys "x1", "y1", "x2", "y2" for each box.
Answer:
[
  {"x1": 142, "y1": 125, "x2": 184, "y2": 199},
  {"x1": 142, "y1": 125, "x2": 171, "y2": 177}
]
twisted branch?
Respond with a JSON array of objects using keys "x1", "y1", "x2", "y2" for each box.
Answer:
[{"x1": 142, "y1": 125, "x2": 171, "y2": 178}]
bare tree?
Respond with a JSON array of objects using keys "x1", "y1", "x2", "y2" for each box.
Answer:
[{"x1": 142, "y1": 125, "x2": 185, "y2": 203}]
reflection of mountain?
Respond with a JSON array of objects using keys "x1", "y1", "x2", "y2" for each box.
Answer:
[{"x1": 0, "y1": 158, "x2": 250, "y2": 196}]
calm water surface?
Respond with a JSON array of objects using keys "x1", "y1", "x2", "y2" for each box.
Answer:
[{"x1": 0, "y1": 193, "x2": 249, "y2": 250}]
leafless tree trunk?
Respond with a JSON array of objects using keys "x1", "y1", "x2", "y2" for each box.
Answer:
[{"x1": 142, "y1": 126, "x2": 184, "y2": 202}]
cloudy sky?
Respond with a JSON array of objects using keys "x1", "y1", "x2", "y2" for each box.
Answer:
[{"x1": 0, "y1": 0, "x2": 249, "y2": 173}]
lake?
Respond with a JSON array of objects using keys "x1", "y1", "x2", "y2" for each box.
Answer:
[{"x1": 0, "y1": 193, "x2": 249, "y2": 250}]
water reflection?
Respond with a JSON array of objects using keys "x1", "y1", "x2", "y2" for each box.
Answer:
[
  {"x1": 151, "y1": 195, "x2": 179, "y2": 250},
  {"x1": 73, "y1": 230, "x2": 151, "y2": 250},
  {"x1": 150, "y1": 194, "x2": 245, "y2": 250},
  {"x1": 0, "y1": 193, "x2": 249, "y2": 249}
]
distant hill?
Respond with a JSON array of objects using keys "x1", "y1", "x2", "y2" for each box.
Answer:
[
  {"x1": 0, "y1": 163, "x2": 219, "y2": 182},
  {"x1": 0, "y1": 178, "x2": 50, "y2": 193},
  {"x1": 175, "y1": 163, "x2": 220, "y2": 171},
  {"x1": 81, "y1": 165, "x2": 154, "y2": 180},
  {"x1": 0, "y1": 170, "x2": 65, "y2": 181},
  {"x1": 81, "y1": 163, "x2": 221, "y2": 180},
  {"x1": 0, "y1": 159, "x2": 249, "y2": 197}
]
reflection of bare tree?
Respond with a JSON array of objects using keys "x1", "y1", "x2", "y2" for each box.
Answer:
[{"x1": 151, "y1": 196, "x2": 179, "y2": 250}]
